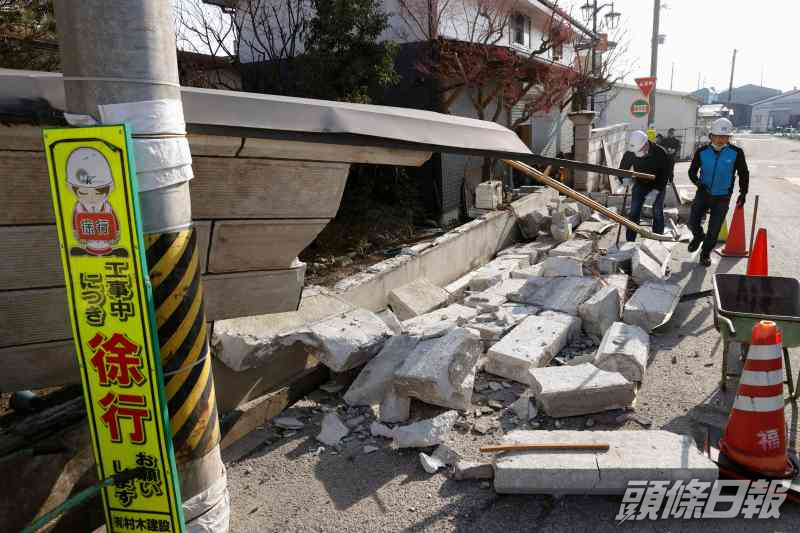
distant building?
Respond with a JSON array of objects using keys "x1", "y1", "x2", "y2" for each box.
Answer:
[
  {"x1": 715, "y1": 84, "x2": 781, "y2": 128},
  {"x1": 594, "y1": 83, "x2": 701, "y2": 159},
  {"x1": 751, "y1": 89, "x2": 800, "y2": 132},
  {"x1": 690, "y1": 87, "x2": 718, "y2": 105}
]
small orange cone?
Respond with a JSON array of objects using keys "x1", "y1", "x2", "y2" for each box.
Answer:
[
  {"x1": 716, "y1": 204, "x2": 748, "y2": 257},
  {"x1": 747, "y1": 228, "x2": 768, "y2": 276},
  {"x1": 719, "y1": 321, "x2": 795, "y2": 477}
]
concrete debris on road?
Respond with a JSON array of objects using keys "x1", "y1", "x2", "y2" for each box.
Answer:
[
  {"x1": 389, "y1": 410, "x2": 459, "y2": 448},
  {"x1": 377, "y1": 308, "x2": 403, "y2": 335},
  {"x1": 525, "y1": 276, "x2": 600, "y2": 315},
  {"x1": 528, "y1": 363, "x2": 635, "y2": 417},
  {"x1": 469, "y1": 256, "x2": 531, "y2": 292},
  {"x1": 578, "y1": 285, "x2": 620, "y2": 339},
  {"x1": 537, "y1": 257, "x2": 584, "y2": 277},
  {"x1": 550, "y1": 211, "x2": 573, "y2": 242},
  {"x1": 379, "y1": 385, "x2": 411, "y2": 423},
  {"x1": 388, "y1": 278, "x2": 449, "y2": 321},
  {"x1": 309, "y1": 308, "x2": 393, "y2": 372},
  {"x1": 316, "y1": 413, "x2": 350, "y2": 446},
  {"x1": 623, "y1": 281, "x2": 682, "y2": 332},
  {"x1": 493, "y1": 430, "x2": 718, "y2": 494},
  {"x1": 509, "y1": 393, "x2": 537, "y2": 421},
  {"x1": 548, "y1": 239, "x2": 593, "y2": 262},
  {"x1": 485, "y1": 312, "x2": 581, "y2": 383},
  {"x1": 394, "y1": 327, "x2": 482, "y2": 411},
  {"x1": 344, "y1": 335, "x2": 420, "y2": 406},
  {"x1": 454, "y1": 461, "x2": 494, "y2": 480},
  {"x1": 401, "y1": 304, "x2": 478, "y2": 339},
  {"x1": 593, "y1": 322, "x2": 650, "y2": 383},
  {"x1": 597, "y1": 243, "x2": 635, "y2": 275}
]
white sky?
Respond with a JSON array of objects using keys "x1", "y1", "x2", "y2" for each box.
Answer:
[{"x1": 564, "y1": 0, "x2": 800, "y2": 94}]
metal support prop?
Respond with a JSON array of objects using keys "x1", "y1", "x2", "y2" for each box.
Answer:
[
  {"x1": 503, "y1": 160, "x2": 677, "y2": 242},
  {"x1": 54, "y1": 0, "x2": 225, "y2": 524}
]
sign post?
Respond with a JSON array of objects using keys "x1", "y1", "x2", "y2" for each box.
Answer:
[{"x1": 43, "y1": 125, "x2": 185, "y2": 533}]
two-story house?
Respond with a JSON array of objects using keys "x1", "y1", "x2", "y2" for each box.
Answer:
[{"x1": 211, "y1": 0, "x2": 598, "y2": 223}]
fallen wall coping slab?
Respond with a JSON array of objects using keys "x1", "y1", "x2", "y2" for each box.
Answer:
[{"x1": 333, "y1": 189, "x2": 557, "y2": 311}]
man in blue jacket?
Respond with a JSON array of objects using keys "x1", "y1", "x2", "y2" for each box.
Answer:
[{"x1": 687, "y1": 118, "x2": 750, "y2": 266}]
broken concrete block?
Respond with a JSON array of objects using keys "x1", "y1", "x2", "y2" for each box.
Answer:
[
  {"x1": 549, "y1": 239, "x2": 593, "y2": 262},
  {"x1": 550, "y1": 211, "x2": 572, "y2": 242},
  {"x1": 510, "y1": 264, "x2": 544, "y2": 280},
  {"x1": 498, "y1": 241, "x2": 544, "y2": 265},
  {"x1": 640, "y1": 240, "x2": 671, "y2": 266},
  {"x1": 506, "y1": 278, "x2": 549, "y2": 302},
  {"x1": 597, "y1": 243, "x2": 636, "y2": 275},
  {"x1": 443, "y1": 271, "x2": 478, "y2": 304},
  {"x1": 467, "y1": 303, "x2": 539, "y2": 344},
  {"x1": 632, "y1": 247, "x2": 666, "y2": 285},
  {"x1": 603, "y1": 274, "x2": 630, "y2": 307},
  {"x1": 623, "y1": 281, "x2": 682, "y2": 332},
  {"x1": 390, "y1": 410, "x2": 459, "y2": 448},
  {"x1": 494, "y1": 430, "x2": 718, "y2": 495},
  {"x1": 469, "y1": 257, "x2": 530, "y2": 292},
  {"x1": 527, "y1": 276, "x2": 600, "y2": 315},
  {"x1": 577, "y1": 203, "x2": 593, "y2": 221},
  {"x1": 578, "y1": 285, "x2": 620, "y2": 339},
  {"x1": 420, "y1": 452, "x2": 446, "y2": 474},
  {"x1": 528, "y1": 363, "x2": 635, "y2": 417},
  {"x1": 594, "y1": 322, "x2": 650, "y2": 382},
  {"x1": 454, "y1": 461, "x2": 494, "y2": 480},
  {"x1": 379, "y1": 386, "x2": 411, "y2": 423},
  {"x1": 561, "y1": 202, "x2": 581, "y2": 218},
  {"x1": 344, "y1": 335, "x2": 421, "y2": 406},
  {"x1": 510, "y1": 393, "x2": 537, "y2": 421},
  {"x1": 212, "y1": 323, "x2": 317, "y2": 373},
  {"x1": 309, "y1": 308, "x2": 393, "y2": 372},
  {"x1": 464, "y1": 290, "x2": 507, "y2": 313},
  {"x1": 485, "y1": 313, "x2": 581, "y2": 383},
  {"x1": 401, "y1": 304, "x2": 478, "y2": 339},
  {"x1": 388, "y1": 278, "x2": 449, "y2": 321},
  {"x1": 518, "y1": 207, "x2": 551, "y2": 237},
  {"x1": 370, "y1": 421, "x2": 395, "y2": 439},
  {"x1": 317, "y1": 413, "x2": 350, "y2": 446},
  {"x1": 538, "y1": 257, "x2": 583, "y2": 277},
  {"x1": 394, "y1": 328, "x2": 482, "y2": 410},
  {"x1": 377, "y1": 308, "x2": 403, "y2": 335},
  {"x1": 486, "y1": 278, "x2": 527, "y2": 299}
]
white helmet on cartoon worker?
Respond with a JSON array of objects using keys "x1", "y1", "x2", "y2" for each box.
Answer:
[
  {"x1": 627, "y1": 130, "x2": 649, "y2": 158},
  {"x1": 66, "y1": 147, "x2": 114, "y2": 189}
]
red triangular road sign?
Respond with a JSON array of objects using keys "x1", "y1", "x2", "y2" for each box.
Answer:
[{"x1": 635, "y1": 77, "x2": 657, "y2": 98}]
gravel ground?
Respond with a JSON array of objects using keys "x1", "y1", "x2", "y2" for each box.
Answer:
[{"x1": 225, "y1": 135, "x2": 800, "y2": 532}]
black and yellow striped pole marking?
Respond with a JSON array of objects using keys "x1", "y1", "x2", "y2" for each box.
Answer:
[{"x1": 145, "y1": 227, "x2": 220, "y2": 464}]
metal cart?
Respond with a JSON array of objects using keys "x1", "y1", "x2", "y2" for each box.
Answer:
[{"x1": 713, "y1": 273, "x2": 800, "y2": 401}]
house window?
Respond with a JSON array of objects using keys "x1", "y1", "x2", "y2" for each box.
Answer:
[{"x1": 512, "y1": 13, "x2": 530, "y2": 46}]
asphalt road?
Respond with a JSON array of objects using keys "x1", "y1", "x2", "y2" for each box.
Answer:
[{"x1": 225, "y1": 134, "x2": 800, "y2": 532}]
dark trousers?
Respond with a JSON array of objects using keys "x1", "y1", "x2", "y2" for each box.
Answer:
[
  {"x1": 689, "y1": 188, "x2": 730, "y2": 257},
  {"x1": 626, "y1": 182, "x2": 666, "y2": 242}
]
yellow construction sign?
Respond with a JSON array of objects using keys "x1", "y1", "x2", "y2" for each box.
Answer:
[{"x1": 43, "y1": 125, "x2": 184, "y2": 533}]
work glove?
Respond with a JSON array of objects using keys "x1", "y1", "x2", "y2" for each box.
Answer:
[
  {"x1": 622, "y1": 178, "x2": 633, "y2": 188},
  {"x1": 736, "y1": 193, "x2": 746, "y2": 207}
]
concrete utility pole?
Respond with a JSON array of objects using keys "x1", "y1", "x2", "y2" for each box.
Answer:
[
  {"x1": 647, "y1": 0, "x2": 660, "y2": 127},
  {"x1": 727, "y1": 49, "x2": 738, "y2": 103},
  {"x1": 53, "y1": 1, "x2": 227, "y2": 530}
]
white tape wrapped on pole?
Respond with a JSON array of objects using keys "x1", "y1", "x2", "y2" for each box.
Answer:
[
  {"x1": 183, "y1": 475, "x2": 231, "y2": 533},
  {"x1": 96, "y1": 99, "x2": 194, "y2": 233}
]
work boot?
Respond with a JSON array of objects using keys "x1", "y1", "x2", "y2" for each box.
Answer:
[
  {"x1": 699, "y1": 254, "x2": 712, "y2": 267},
  {"x1": 688, "y1": 235, "x2": 703, "y2": 253}
]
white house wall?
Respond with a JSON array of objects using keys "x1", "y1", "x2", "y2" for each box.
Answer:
[{"x1": 597, "y1": 85, "x2": 698, "y2": 132}]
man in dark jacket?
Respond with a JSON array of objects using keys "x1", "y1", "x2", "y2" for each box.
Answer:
[
  {"x1": 619, "y1": 130, "x2": 672, "y2": 241},
  {"x1": 658, "y1": 128, "x2": 682, "y2": 178},
  {"x1": 687, "y1": 118, "x2": 749, "y2": 266}
]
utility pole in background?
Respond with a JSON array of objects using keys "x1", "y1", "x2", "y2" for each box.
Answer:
[
  {"x1": 53, "y1": 1, "x2": 228, "y2": 530},
  {"x1": 670, "y1": 62, "x2": 674, "y2": 91},
  {"x1": 647, "y1": 0, "x2": 660, "y2": 127},
  {"x1": 727, "y1": 49, "x2": 738, "y2": 103}
]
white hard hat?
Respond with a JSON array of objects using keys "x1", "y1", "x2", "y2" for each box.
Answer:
[
  {"x1": 710, "y1": 118, "x2": 734, "y2": 136},
  {"x1": 66, "y1": 147, "x2": 114, "y2": 189},
  {"x1": 628, "y1": 130, "x2": 649, "y2": 153}
]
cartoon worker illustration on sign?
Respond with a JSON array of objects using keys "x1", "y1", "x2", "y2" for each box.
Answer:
[{"x1": 66, "y1": 147, "x2": 128, "y2": 257}]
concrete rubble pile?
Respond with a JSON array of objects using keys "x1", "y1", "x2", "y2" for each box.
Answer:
[{"x1": 258, "y1": 197, "x2": 690, "y2": 487}]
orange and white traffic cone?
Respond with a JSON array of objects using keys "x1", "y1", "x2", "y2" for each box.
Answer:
[
  {"x1": 716, "y1": 204, "x2": 748, "y2": 256},
  {"x1": 746, "y1": 228, "x2": 768, "y2": 276},
  {"x1": 719, "y1": 320, "x2": 795, "y2": 477}
]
